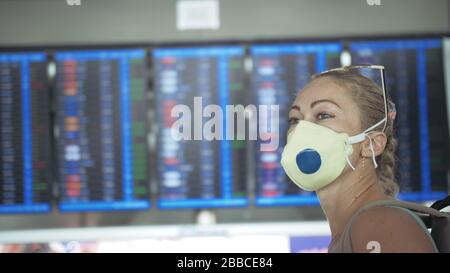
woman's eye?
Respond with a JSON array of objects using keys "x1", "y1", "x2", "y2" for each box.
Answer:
[
  {"x1": 317, "y1": 112, "x2": 334, "y2": 120},
  {"x1": 288, "y1": 117, "x2": 300, "y2": 125}
]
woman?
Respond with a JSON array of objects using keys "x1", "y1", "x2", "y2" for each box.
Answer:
[{"x1": 281, "y1": 66, "x2": 437, "y2": 253}]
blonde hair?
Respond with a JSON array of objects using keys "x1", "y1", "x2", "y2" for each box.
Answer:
[{"x1": 312, "y1": 70, "x2": 399, "y2": 197}]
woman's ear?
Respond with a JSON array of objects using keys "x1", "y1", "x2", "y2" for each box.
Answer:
[{"x1": 361, "y1": 132, "x2": 387, "y2": 158}]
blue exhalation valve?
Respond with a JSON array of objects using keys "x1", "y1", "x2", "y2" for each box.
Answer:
[{"x1": 296, "y1": 148, "x2": 321, "y2": 174}]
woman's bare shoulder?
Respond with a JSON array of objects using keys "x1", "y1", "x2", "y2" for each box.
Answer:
[{"x1": 349, "y1": 206, "x2": 436, "y2": 253}]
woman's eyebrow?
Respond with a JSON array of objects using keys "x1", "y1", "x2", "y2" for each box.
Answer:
[
  {"x1": 310, "y1": 99, "x2": 341, "y2": 109},
  {"x1": 289, "y1": 105, "x2": 304, "y2": 119},
  {"x1": 290, "y1": 105, "x2": 301, "y2": 112}
]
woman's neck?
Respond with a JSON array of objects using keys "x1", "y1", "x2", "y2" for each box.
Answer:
[{"x1": 316, "y1": 165, "x2": 390, "y2": 241}]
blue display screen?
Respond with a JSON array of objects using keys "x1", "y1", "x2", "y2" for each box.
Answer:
[
  {"x1": 349, "y1": 39, "x2": 449, "y2": 202},
  {"x1": 0, "y1": 52, "x2": 51, "y2": 213},
  {"x1": 154, "y1": 46, "x2": 249, "y2": 209},
  {"x1": 251, "y1": 39, "x2": 449, "y2": 206},
  {"x1": 251, "y1": 43, "x2": 342, "y2": 206},
  {"x1": 55, "y1": 49, "x2": 151, "y2": 212}
]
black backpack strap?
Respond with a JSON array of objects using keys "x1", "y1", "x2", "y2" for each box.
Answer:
[{"x1": 431, "y1": 195, "x2": 450, "y2": 211}]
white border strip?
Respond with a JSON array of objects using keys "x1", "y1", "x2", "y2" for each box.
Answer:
[{"x1": 0, "y1": 221, "x2": 329, "y2": 244}]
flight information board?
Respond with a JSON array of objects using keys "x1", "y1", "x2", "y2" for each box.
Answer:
[
  {"x1": 251, "y1": 43, "x2": 342, "y2": 206},
  {"x1": 55, "y1": 49, "x2": 150, "y2": 212},
  {"x1": 0, "y1": 52, "x2": 51, "y2": 213},
  {"x1": 154, "y1": 46, "x2": 248, "y2": 209},
  {"x1": 349, "y1": 39, "x2": 450, "y2": 201}
]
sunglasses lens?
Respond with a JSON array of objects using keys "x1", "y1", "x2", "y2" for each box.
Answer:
[{"x1": 347, "y1": 67, "x2": 385, "y2": 90}]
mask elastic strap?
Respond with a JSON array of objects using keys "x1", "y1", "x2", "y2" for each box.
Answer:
[
  {"x1": 365, "y1": 134, "x2": 378, "y2": 168},
  {"x1": 346, "y1": 118, "x2": 385, "y2": 170},
  {"x1": 345, "y1": 135, "x2": 378, "y2": 171},
  {"x1": 363, "y1": 118, "x2": 386, "y2": 134},
  {"x1": 362, "y1": 119, "x2": 384, "y2": 169},
  {"x1": 348, "y1": 118, "x2": 386, "y2": 145},
  {"x1": 345, "y1": 154, "x2": 356, "y2": 171}
]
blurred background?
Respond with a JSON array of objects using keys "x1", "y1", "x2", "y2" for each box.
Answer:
[{"x1": 0, "y1": 0, "x2": 449, "y2": 253}]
